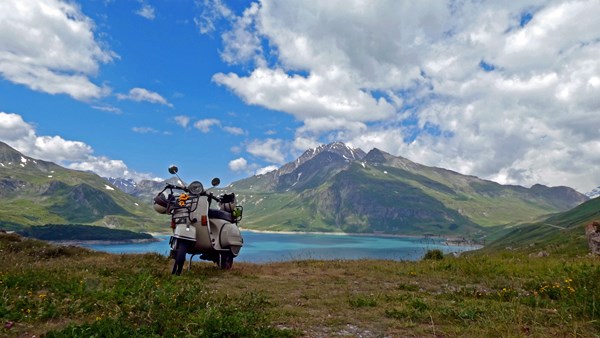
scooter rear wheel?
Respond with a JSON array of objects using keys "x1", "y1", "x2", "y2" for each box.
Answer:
[{"x1": 172, "y1": 239, "x2": 191, "y2": 275}]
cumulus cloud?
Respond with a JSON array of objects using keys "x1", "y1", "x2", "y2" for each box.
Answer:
[
  {"x1": 175, "y1": 116, "x2": 245, "y2": 136},
  {"x1": 228, "y1": 157, "x2": 277, "y2": 176},
  {"x1": 68, "y1": 157, "x2": 132, "y2": 179},
  {"x1": 174, "y1": 115, "x2": 191, "y2": 128},
  {"x1": 213, "y1": 67, "x2": 395, "y2": 122},
  {"x1": 228, "y1": 157, "x2": 248, "y2": 172},
  {"x1": 135, "y1": 3, "x2": 156, "y2": 20},
  {"x1": 246, "y1": 138, "x2": 287, "y2": 164},
  {"x1": 117, "y1": 88, "x2": 173, "y2": 107},
  {"x1": 223, "y1": 126, "x2": 245, "y2": 135},
  {"x1": 0, "y1": 0, "x2": 115, "y2": 100},
  {"x1": 255, "y1": 165, "x2": 278, "y2": 176},
  {"x1": 219, "y1": 2, "x2": 262, "y2": 65},
  {"x1": 0, "y1": 112, "x2": 152, "y2": 181},
  {"x1": 210, "y1": 0, "x2": 600, "y2": 192},
  {"x1": 194, "y1": 119, "x2": 220, "y2": 133}
]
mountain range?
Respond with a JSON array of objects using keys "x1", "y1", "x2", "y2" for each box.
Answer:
[
  {"x1": 0, "y1": 141, "x2": 163, "y2": 231},
  {"x1": 226, "y1": 142, "x2": 587, "y2": 236},
  {"x1": 0, "y1": 140, "x2": 589, "y2": 237}
]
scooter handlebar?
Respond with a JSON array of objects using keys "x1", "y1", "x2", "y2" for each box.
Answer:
[{"x1": 165, "y1": 183, "x2": 187, "y2": 191}]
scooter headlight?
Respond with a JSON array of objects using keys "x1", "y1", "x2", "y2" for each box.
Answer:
[{"x1": 188, "y1": 181, "x2": 204, "y2": 194}]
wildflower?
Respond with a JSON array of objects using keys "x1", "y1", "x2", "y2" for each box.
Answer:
[{"x1": 38, "y1": 294, "x2": 47, "y2": 301}]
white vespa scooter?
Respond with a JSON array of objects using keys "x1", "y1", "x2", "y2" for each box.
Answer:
[{"x1": 153, "y1": 166, "x2": 244, "y2": 275}]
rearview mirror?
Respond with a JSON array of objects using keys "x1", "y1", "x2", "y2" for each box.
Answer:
[
  {"x1": 211, "y1": 177, "x2": 220, "y2": 187},
  {"x1": 168, "y1": 165, "x2": 178, "y2": 175}
]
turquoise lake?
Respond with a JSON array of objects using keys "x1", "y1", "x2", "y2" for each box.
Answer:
[{"x1": 83, "y1": 231, "x2": 480, "y2": 263}]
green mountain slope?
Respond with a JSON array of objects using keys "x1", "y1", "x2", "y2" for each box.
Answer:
[
  {"x1": 0, "y1": 142, "x2": 163, "y2": 231},
  {"x1": 228, "y1": 142, "x2": 587, "y2": 236},
  {"x1": 487, "y1": 196, "x2": 600, "y2": 254}
]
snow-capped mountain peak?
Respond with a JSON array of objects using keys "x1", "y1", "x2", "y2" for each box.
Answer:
[
  {"x1": 104, "y1": 177, "x2": 138, "y2": 194},
  {"x1": 279, "y1": 141, "x2": 366, "y2": 176}
]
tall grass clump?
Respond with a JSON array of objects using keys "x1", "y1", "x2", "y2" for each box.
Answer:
[{"x1": 423, "y1": 249, "x2": 444, "y2": 260}]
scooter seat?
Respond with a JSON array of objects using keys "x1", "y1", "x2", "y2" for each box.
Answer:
[{"x1": 208, "y1": 209, "x2": 233, "y2": 222}]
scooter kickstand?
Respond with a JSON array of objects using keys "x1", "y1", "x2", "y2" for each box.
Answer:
[{"x1": 188, "y1": 254, "x2": 196, "y2": 271}]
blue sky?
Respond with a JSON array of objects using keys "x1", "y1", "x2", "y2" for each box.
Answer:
[{"x1": 0, "y1": 0, "x2": 599, "y2": 193}]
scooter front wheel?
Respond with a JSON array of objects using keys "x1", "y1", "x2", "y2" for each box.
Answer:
[
  {"x1": 217, "y1": 252, "x2": 234, "y2": 270},
  {"x1": 172, "y1": 239, "x2": 191, "y2": 275}
]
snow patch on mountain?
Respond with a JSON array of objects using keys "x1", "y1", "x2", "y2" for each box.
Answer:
[{"x1": 586, "y1": 186, "x2": 600, "y2": 199}]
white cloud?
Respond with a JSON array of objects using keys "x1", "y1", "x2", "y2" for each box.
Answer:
[
  {"x1": 135, "y1": 4, "x2": 156, "y2": 20},
  {"x1": 117, "y1": 88, "x2": 173, "y2": 107},
  {"x1": 33, "y1": 136, "x2": 94, "y2": 162},
  {"x1": 246, "y1": 138, "x2": 286, "y2": 164},
  {"x1": 223, "y1": 126, "x2": 245, "y2": 135},
  {"x1": 0, "y1": 112, "x2": 152, "y2": 181},
  {"x1": 195, "y1": 0, "x2": 234, "y2": 35},
  {"x1": 211, "y1": 0, "x2": 600, "y2": 193},
  {"x1": 194, "y1": 119, "x2": 220, "y2": 133},
  {"x1": 255, "y1": 165, "x2": 278, "y2": 176},
  {"x1": 132, "y1": 126, "x2": 158, "y2": 134},
  {"x1": 0, "y1": 112, "x2": 36, "y2": 143},
  {"x1": 228, "y1": 157, "x2": 248, "y2": 172},
  {"x1": 213, "y1": 67, "x2": 395, "y2": 123},
  {"x1": 174, "y1": 115, "x2": 191, "y2": 128},
  {"x1": 92, "y1": 105, "x2": 122, "y2": 114},
  {"x1": 0, "y1": 0, "x2": 115, "y2": 100},
  {"x1": 219, "y1": 2, "x2": 262, "y2": 65},
  {"x1": 68, "y1": 157, "x2": 130, "y2": 178}
]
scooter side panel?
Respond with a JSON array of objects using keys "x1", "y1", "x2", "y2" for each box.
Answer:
[
  {"x1": 219, "y1": 223, "x2": 243, "y2": 247},
  {"x1": 190, "y1": 197, "x2": 214, "y2": 251}
]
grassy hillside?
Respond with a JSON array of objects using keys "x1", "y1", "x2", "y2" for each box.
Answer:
[
  {"x1": 1, "y1": 233, "x2": 599, "y2": 337},
  {"x1": 486, "y1": 197, "x2": 600, "y2": 255},
  {"x1": 0, "y1": 142, "x2": 165, "y2": 231}
]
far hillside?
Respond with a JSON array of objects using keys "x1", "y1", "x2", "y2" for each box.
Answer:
[
  {"x1": 17, "y1": 224, "x2": 156, "y2": 242},
  {"x1": 487, "y1": 196, "x2": 600, "y2": 255},
  {"x1": 0, "y1": 141, "x2": 164, "y2": 232}
]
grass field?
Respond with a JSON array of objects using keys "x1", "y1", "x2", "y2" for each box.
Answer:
[{"x1": 1, "y1": 232, "x2": 599, "y2": 337}]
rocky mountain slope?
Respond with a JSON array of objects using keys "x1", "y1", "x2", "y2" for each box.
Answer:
[
  {"x1": 227, "y1": 142, "x2": 587, "y2": 236},
  {"x1": 104, "y1": 176, "x2": 181, "y2": 204},
  {"x1": 0, "y1": 141, "x2": 161, "y2": 231}
]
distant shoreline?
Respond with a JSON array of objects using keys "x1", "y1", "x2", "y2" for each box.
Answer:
[
  {"x1": 51, "y1": 237, "x2": 161, "y2": 246},
  {"x1": 242, "y1": 228, "x2": 484, "y2": 247},
  {"x1": 146, "y1": 228, "x2": 483, "y2": 248}
]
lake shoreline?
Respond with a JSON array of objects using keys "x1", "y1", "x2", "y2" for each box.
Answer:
[
  {"x1": 50, "y1": 237, "x2": 161, "y2": 246},
  {"x1": 148, "y1": 229, "x2": 483, "y2": 248}
]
